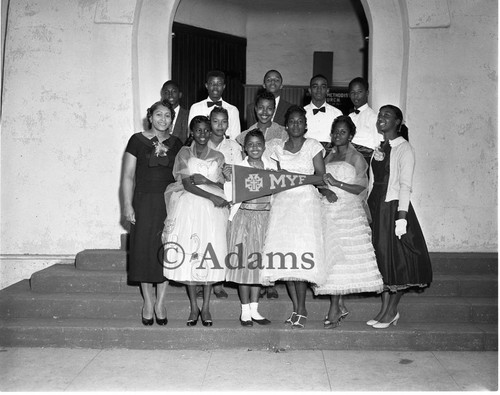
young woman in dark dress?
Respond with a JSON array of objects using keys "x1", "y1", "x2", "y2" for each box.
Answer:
[
  {"x1": 122, "y1": 100, "x2": 183, "y2": 326},
  {"x1": 367, "y1": 104, "x2": 432, "y2": 329}
]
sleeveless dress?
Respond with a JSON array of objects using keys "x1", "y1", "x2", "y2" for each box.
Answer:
[
  {"x1": 260, "y1": 138, "x2": 326, "y2": 285},
  {"x1": 162, "y1": 146, "x2": 229, "y2": 284},
  {"x1": 368, "y1": 141, "x2": 432, "y2": 291},
  {"x1": 314, "y1": 161, "x2": 383, "y2": 295},
  {"x1": 226, "y1": 157, "x2": 276, "y2": 285},
  {"x1": 125, "y1": 133, "x2": 183, "y2": 283}
]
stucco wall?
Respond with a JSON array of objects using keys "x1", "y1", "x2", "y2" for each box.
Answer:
[
  {"x1": 404, "y1": 0, "x2": 497, "y2": 251},
  {"x1": 1, "y1": 0, "x2": 136, "y2": 255}
]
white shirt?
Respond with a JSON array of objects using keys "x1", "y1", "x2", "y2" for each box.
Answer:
[
  {"x1": 188, "y1": 97, "x2": 241, "y2": 140},
  {"x1": 207, "y1": 138, "x2": 242, "y2": 165},
  {"x1": 304, "y1": 102, "x2": 342, "y2": 143},
  {"x1": 171, "y1": 105, "x2": 180, "y2": 131},
  {"x1": 272, "y1": 95, "x2": 281, "y2": 122},
  {"x1": 349, "y1": 103, "x2": 382, "y2": 150}
]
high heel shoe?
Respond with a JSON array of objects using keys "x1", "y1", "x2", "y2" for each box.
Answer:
[
  {"x1": 291, "y1": 314, "x2": 307, "y2": 329},
  {"x1": 142, "y1": 308, "x2": 154, "y2": 326},
  {"x1": 372, "y1": 312, "x2": 400, "y2": 329},
  {"x1": 366, "y1": 319, "x2": 379, "y2": 326},
  {"x1": 201, "y1": 311, "x2": 213, "y2": 327},
  {"x1": 340, "y1": 310, "x2": 350, "y2": 320},
  {"x1": 285, "y1": 312, "x2": 297, "y2": 325},
  {"x1": 186, "y1": 310, "x2": 199, "y2": 327},
  {"x1": 155, "y1": 312, "x2": 168, "y2": 326}
]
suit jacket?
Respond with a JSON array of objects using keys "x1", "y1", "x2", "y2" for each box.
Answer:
[
  {"x1": 246, "y1": 97, "x2": 293, "y2": 128},
  {"x1": 171, "y1": 106, "x2": 189, "y2": 144}
]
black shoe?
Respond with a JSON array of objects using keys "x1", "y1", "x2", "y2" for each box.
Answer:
[
  {"x1": 155, "y1": 312, "x2": 168, "y2": 326},
  {"x1": 252, "y1": 317, "x2": 271, "y2": 325},
  {"x1": 186, "y1": 310, "x2": 199, "y2": 327},
  {"x1": 267, "y1": 288, "x2": 279, "y2": 299},
  {"x1": 240, "y1": 318, "x2": 253, "y2": 327},
  {"x1": 201, "y1": 311, "x2": 213, "y2": 327},
  {"x1": 214, "y1": 288, "x2": 228, "y2": 299},
  {"x1": 142, "y1": 308, "x2": 154, "y2": 326}
]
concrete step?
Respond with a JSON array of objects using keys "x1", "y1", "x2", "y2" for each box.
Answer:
[
  {"x1": 0, "y1": 289, "x2": 496, "y2": 324},
  {"x1": 0, "y1": 318, "x2": 495, "y2": 351},
  {"x1": 75, "y1": 249, "x2": 498, "y2": 274},
  {"x1": 30, "y1": 265, "x2": 498, "y2": 298}
]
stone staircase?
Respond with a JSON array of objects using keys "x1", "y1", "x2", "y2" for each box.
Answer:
[{"x1": 0, "y1": 250, "x2": 497, "y2": 350}]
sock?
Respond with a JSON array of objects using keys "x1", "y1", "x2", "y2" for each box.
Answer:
[
  {"x1": 249, "y1": 302, "x2": 265, "y2": 320},
  {"x1": 241, "y1": 303, "x2": 251, "y2": 321}
]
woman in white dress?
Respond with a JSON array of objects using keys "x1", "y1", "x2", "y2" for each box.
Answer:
[
  {"x1": 260, "y1": 105, "x2": 331, "y2": 329},
  {"x1": 163, "y1": 115, "x2": 230, "y2": 327},
  {"x1": 314, "y1": 115, "x2": 383, "y2": 328}
]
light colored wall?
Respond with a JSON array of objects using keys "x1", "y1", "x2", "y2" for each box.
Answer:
[
  {"x1": 403, "y1": 0, "x2": 497, "y2": 251},
  {"x1": 174, "y1": 0, "x2": 247, "y2": 37},
  {"x1": 1, "y1": 0, "x2": 136, "y2": 257},
  {"x1": 245, "y1": 3, "x2": 364, "y2": 86}
]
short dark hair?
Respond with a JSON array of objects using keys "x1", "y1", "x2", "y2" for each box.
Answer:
[
  {"x1": 331, "y1": 115, "x2": 357, "y2": 138},
  {"x1": 161, "y1": 80, "x2": 180, "y2": 92},
  {"x1": 189, "y1": 115, "x2": 211, "y2": 132},
  {"x1": 243, "y1": 128, "x2": 265, "y2": 147},
  {"x1": 146, "y1": 100, "x2": 175, "y2": 128},
  {"x1": 254, "y1": 91, "x2": 276, "y2": 107},
  {"x1": 210, "y1": 106, "x2": 229, "y2": 120},
  {"x1": 348, "y1": 77, "x2": 369, "y2": 91},
  {"x1": 284, "y1": 105, "x2": 307, "y2": 125},
  {"x1": 206, "y1": 70, "x2": 225, "y2": 82},
  {"x1": 263, "y1": 69, "x2": 283, "y2": 82},
  {"x1": 310, "y1": 74, "x2": 329, "y2": 86}
]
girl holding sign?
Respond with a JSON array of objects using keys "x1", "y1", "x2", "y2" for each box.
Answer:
[{"x1": 260, "y1": 105, "x2": 332, "y2": 329}]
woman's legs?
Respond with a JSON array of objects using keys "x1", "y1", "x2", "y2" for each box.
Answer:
[
  {"x1": 186, "y1": 284, "x2": 200, "y2": 320},
  {"x1": 140, "y1": 282, "x2": 154, "y2": 319},
  {"x1": 371, "y1": 290, "x2": 390, "y2": 322},
  {"x1": 327, "y1": 295, "x2": 343, "y2": 323},
  {"x1": 378, "y1": 291, "x2": 403, "y2": 323},
  {"x1": 155, "y1": 281, "x2": 168, "y2": 319},
  {"x1": 200, "y1": 284, "x2": 212, "y2": 323},
  {"x1": 295, "y1": 281, "x2": 308, "y2": 317},
  {"x1": 238, "y1": 284, "x2": 252, "y2": 323},
  {"x1": 285, "y1": 281, "x2": 298, "y2": 313}
]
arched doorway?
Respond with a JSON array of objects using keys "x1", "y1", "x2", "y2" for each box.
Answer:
[{"x1": 132, "y1": 0, "x2": 408, "y2": 130}]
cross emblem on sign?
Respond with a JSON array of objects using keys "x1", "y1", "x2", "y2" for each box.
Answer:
[{"x1": 245, "y1": 174, "x2": 263, "y2": 192}]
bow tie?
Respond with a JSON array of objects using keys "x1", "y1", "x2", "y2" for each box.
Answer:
[
  {"x1": 312, "y1": 107, "x2": 326, "y2": 115},
  {"x1": 207, "y1": 100, "x2": 222, "y2": 107},
  {"x1": 350, "y1": 108, "x2": 360, "y2": 114}
]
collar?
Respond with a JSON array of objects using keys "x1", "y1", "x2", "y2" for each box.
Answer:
[
  {"x1": 389, "y1": 136, "x2": 406, "y2": 148},
  {"x1": 356, "y1": 103, "x2": 369, "y2": 112},
  {"x1": 206, "y1": 97, "x2": 224, "y2": 104},
  {"x1": 311, "y1": 101, "x2": 327, "y2": 109}
]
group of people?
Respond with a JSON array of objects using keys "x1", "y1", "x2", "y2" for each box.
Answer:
[{"x1": 121, "y1": 69, "x2": 432, "y2": 330}]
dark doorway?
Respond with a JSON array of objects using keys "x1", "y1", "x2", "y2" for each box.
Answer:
[{"x1": 171, "y1": 22, "x2": 247, "y2": 126}]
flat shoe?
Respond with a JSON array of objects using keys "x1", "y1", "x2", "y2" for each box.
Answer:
[
  {"x1": 252, "y1": 317, "x2": 271, "y2": 325},
  {"x1": 214, "y1": 289, "x2": 228, "y2": 299},
  {"x1": 240, "y1": 318, "x2": 253, "y2": 327}
]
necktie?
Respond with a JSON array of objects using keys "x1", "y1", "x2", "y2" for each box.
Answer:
[
  {"x1": 313, "y1": 107, "x2": 326, "y2": 115},
  {"x1": 207, "y1": 100, "x2": 222, "y2": 107}
]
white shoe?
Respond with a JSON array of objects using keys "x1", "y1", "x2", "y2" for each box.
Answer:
[
  {"x1": 372, "y1": 312, "x2": 400, "y2": 329},
  {"x1": 366, "y1": 319, "x2": 379, "y2": 326}
]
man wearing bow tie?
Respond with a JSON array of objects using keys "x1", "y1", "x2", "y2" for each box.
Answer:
[
  {"x1": 347, "y1": 77, "x2": 382, "y2": 163},
  {"x1": 188, "y1": 70, "x2": 241, "y2": 140},
  {"x1": 304, "y1": 74, "x2": 342, "y2": 147}
]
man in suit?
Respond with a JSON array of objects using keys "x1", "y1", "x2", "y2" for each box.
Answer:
[
  {"x1": 161, "y1": 80, "x2": 189, "y2": 144},
  {"x1": 246, "y1": 69, "x2": 293, "y2": 128}
]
